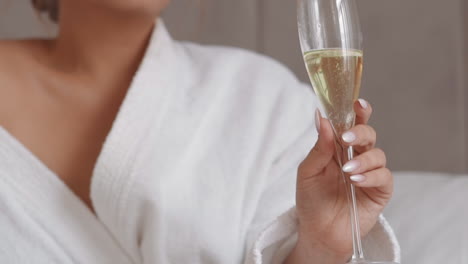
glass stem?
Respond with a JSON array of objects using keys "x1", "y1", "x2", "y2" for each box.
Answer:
[
  {"x1": 334, "y1": 137, "x2": 365, "y2": 262},
  {"x1": 345, "y1": 146, "x2": 365, "y2": 261}
]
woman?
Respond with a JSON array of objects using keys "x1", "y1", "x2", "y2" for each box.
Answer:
[{"x1": 0, "y1": 0, "x2": 399, "y2": 263}]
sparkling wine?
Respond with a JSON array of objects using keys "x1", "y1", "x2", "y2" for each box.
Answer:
[{"x1": 304, "y1": 49, "x2": 363, "y2": 135}]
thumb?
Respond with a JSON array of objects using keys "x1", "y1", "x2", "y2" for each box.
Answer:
[{"x1": 298, "y1": 109, "x2": 336, "y2": 177}]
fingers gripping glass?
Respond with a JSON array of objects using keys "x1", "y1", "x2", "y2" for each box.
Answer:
[{"x1": 297, "y1": 0, "x2": 399, "y2": 263}]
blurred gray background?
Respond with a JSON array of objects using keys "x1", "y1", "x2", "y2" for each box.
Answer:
[{"x1": 1, "y1": 0, "x2": 467, "y2": 173}]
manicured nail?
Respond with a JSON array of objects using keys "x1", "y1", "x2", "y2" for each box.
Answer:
[
  {"x1": 342, "y1": 131, "x2": 356, "y2": 143},
  {"x1": 350, "y1": 174, "x2": 366, "y2": 183},
  {"x1": 315, "y1": 109, "x2": 321, "y2": 133},
  {"x1": 343, "y1": 160, "x2": 360, "y2": 173},
  {"x1": 358, "y1": 98, "x2": 368, "y2": 109}
]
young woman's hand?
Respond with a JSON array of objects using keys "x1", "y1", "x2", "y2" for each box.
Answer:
[{"x1": 285, "y1": 99, "x2": 393, "y2": 264}]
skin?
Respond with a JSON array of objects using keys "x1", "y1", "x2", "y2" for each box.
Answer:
[
  {"x1": 284, "y1": 102, "x2": 393, "y2": 263},
  {"x1": 0, "y1": 1, "x2": 392, "y2": 263},
  {"x1": 0, "y1": 0, "x2": 168, "y2": 208}
]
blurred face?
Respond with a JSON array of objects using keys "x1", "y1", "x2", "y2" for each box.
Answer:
[{"x1": 61, "y1": 0, "x2": 171, "y2": 19}]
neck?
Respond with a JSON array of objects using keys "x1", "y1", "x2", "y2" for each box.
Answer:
[{"x1": 49, "y1": 3, "x2": 158, "y2": 83}]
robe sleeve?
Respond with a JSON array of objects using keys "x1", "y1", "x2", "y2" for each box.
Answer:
[{"x1": 242, "y1": 81, "x2": 401, "y2": 264}]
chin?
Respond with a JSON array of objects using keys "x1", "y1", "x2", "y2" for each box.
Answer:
[{"x1": 84, "y1": 0, "x2": 171, "y2": 17}]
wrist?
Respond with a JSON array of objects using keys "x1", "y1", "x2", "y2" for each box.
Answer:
[{"x1": 284, "y1": 230, "x2": 351, "y2": 264}]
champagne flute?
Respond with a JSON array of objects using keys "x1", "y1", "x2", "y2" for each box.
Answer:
[{"x1": 297, "y1": 0, "x2": 398, "y2": 263}]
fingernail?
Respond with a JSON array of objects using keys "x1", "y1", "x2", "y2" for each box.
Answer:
[
  {"x1": 343, "y1": 160, "x2": 360, "y2": 173},
  {"x1": 350, "y1": 174, "x2": 366, "y2": 183},
  {"x1": 315, "y1": 109, "x2": 321, "y2": 133},
  {"x1": 342, "y1": 131, "x2": 356, "y2": 143},
  {"x1": 358, "y1": 98, "x2": 368, "y2": 109}
]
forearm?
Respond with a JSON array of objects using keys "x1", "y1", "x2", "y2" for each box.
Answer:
[{"x1": 283, "y1": 234, "x2": 350, "y2": 264}]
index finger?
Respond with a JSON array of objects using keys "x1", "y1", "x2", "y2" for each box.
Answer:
[{"x1": 354, "y1": 98, "x2": 373, "y2": 125}]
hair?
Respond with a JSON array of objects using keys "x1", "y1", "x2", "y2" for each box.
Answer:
[{"x1": 31, "y1": 0, "x2": 59, "y2": 22}]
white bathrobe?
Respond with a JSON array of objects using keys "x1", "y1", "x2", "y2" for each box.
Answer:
[{"x1": 0, "y1": 20, "x2": 400, "y2": 264}]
